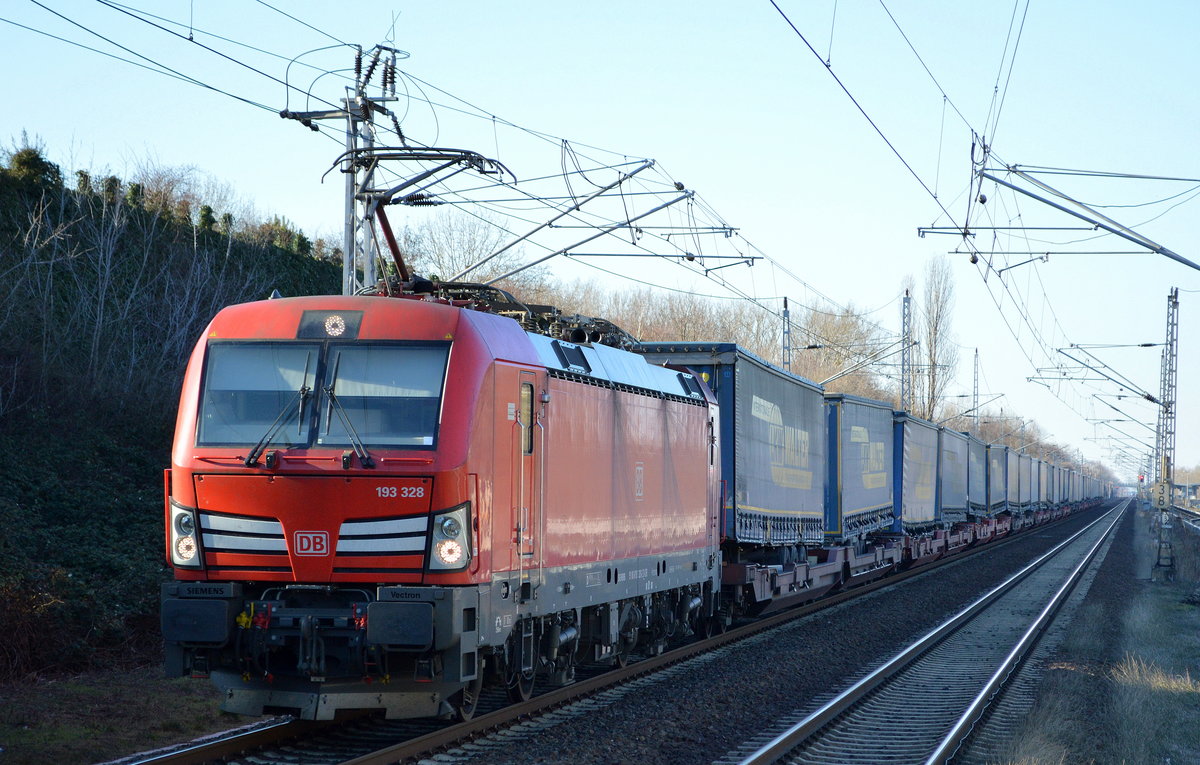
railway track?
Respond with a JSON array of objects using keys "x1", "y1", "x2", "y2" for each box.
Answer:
[
  {"x1": 124, "y1": 508, "x2": 1107, "y2": 765},
  {"x1": 732, "y1": 499, "x2": 1129, "y2": 765}
]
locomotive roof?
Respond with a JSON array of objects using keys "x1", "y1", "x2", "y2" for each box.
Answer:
[{"x1": 527, "y1": 333, "x2": 707, "y2": 403}]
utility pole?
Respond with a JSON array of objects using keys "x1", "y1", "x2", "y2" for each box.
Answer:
[
  {"x1": 282, "y1": 45, "x2": 513, "y2": 297},
  {"x1": 900, "y1": 289, "x2": 913, "y2": 412},
  {"x1": 282, "y1": 46, "x2": 401, "y2": 296},
  {"x1": 782, "y1": 297, "x2": 792, "y2": 373},
  {"x1": 973, "y1": 348, "x2": 980, "y2": 435}
]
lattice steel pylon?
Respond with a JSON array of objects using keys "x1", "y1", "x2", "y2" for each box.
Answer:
[
  {"x1": 973, "y1": 348, "x2": 980, "y2": 435},
  {"x1": 1154, "y1": 287, "x2": 1180, "y2": 484},
  {"x1": 782, "y1": 297, "x2": 792, "y2": 373},
  {"x1": 900, "y1": 290, "x2": 913, "y2": 412}
]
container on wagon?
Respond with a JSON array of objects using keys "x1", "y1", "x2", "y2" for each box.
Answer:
[
  {"x1": 636, "y1": 343, "x2": 826, "y2": 548},
  {"x1": 894, "y1": 412, "x2": 940, "y2": 533},
  {"x1": 824, "y1": 393, "x2": 894, "y2": 544},
  {"x1": 938, "y1": 428, "x2": 969, "y2": 524}
]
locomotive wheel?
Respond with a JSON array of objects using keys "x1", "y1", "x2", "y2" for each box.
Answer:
[
  {"x1": 613, "y1": 628, "x2": 637, "y2": 667},
  {"x1": 454, "y1": 661, "x2": 485, "y2": 721},
  {"x1": 709, "y1": 604, "x2": 730, "y2": 636},
  {"x1": 506, "y1": 668, "x2": 535, "y2": 703},
  {"x1": 613, "y1": 602, "x2": 639, "y2": 667}
]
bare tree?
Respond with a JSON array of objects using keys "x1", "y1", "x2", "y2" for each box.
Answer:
[
  {"x1": 912, "y1": 256, "x2": 958, "y2": 420},
  {"x1": 399, "y1": 209, "x2": 547, "y2": 294},
  {"x1": 792, "y1": 303, "x2": 894, "y2": 400},
  {"x1": 0, "y1": 150, "x2": 338, "y2": 420}
]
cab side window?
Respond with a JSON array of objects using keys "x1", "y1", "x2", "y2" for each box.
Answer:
[{"x1": 521, "y1": 383, "x2": 534, "y2": 455}]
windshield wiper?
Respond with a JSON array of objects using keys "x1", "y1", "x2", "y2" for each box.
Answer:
[
  {"x1": 324, "y1": 353, "x2": 375, "y2": 468},
  {"x1": 244, "y1": 385, "x2": 310, "y2": 467},
  {"x1": 244, "y1": 352, "x2": 312, "y2": 468}
]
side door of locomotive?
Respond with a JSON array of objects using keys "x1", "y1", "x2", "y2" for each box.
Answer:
[
  {"x1": 514, "y1": 370, "x2": 543, "y2": 601},
  {"x1": 495, "y1": 366, "x2": 543, "y2": 604}
]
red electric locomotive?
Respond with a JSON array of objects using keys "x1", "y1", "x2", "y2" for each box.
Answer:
[{"x1": 161, "y1": 293, "x2": 721, "y2": 720}]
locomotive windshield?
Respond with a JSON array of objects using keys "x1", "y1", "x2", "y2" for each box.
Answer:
[
  {"x1": 198, "y1": 343, "x2": 318, "y2": 447},
  {"x1": 318, "y1": 345, "x2": 448, "y2": 448},
  {"x1": 196, "y1": 342, "x2": 448, "y2": 449}
]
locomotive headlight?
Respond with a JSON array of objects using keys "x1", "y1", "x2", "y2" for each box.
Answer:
[
  {"x1": 428, "y1": 502, "x2": 471, "y2": 571},
  {"x1": 175, "y1": 512, "x2": 195, "y2": 537},
  {"x1": 434, "y1": 539, "x2": 464, "y2": 566},
  {"x1": 439, "y1": 516, "x2": 461, "y2": 538},
  {"x1": 169, "y1": 499, "x2": 203, "y2": 569},
  {"x1": 175, "y1": 535, "x2": 197, "y2": 561}
]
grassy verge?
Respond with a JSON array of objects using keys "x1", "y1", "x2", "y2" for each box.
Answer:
[
  {"x1": 993, "y1": 504, "x2": 1200, "y2": 764},
  {"x1": 0, "y1": 663, "x2": 235, "y2": 764},
  {"x1": 1107, "y1": 508, "x2": 1200, "y2": 764}
]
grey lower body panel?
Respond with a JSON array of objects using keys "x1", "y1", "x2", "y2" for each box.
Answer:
[{"x1": 213, "y1": 671, "x2": 452, "y2": 719}]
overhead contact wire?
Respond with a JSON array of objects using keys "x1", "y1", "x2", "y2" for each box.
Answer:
[
  {"x1": 769, "y1": 0, "x2": 977, "y2": 258},
  {"x1": 23, "y1": 0, "x2": 277, "y2": 113}
]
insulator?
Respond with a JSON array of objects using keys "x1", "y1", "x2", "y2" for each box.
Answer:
[
  {"x1": 391, "y1": 115, "x2": 406, "y2": 146},
  {"x1": 389, "y1": 52, "x2": 397, "y2": 96},
  {"x1": 354, "y1": 49, "x2": 362, "y2": 83},
  {"x1": 363, "y1": 49, "x2": 381, "y2": 87}
]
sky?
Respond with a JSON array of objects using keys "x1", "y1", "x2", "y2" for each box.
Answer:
[{"x1": 3, "y1": 1, "x2": 1197, "y2": 481}]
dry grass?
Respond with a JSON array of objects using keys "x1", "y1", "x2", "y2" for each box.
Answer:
[
  {"x1": 0, "y1": 664, "x2": 234, "y2": 764},
  {"x1": 1107, "y1": 566, "x2": 1200, "y2": 764},
  {"x1": 988, "y1": 686, "x2": 1077, "y2": 764},
  {"x1": 985, "y1": 506, "x2": 1200, "y2": 764}
]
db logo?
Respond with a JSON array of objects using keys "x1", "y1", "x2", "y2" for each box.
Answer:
[{"x1": 294, "y1": 531, "x2": 330, "y2": 556}]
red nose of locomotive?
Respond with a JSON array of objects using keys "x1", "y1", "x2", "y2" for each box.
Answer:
[
  {"x1": 164, "y1": 296, "x2": 476, "y2": 584},
  {"x1": 188, "y1": 473, "x2": 439, "y2": 583}
]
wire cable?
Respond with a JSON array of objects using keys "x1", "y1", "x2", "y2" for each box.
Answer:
[
  {"x1": 251, "y1": 0, "x2": 351, "y2": 47},
  {"x1": 22, "y1": 1, "x2": 277, "y2": 113},
  {"x1": 984, "y1": 0, "x2": 1031, "y2": 147},
  {"x1": 94, "y1": 0, "x2": 342, "y2": 110},
  {"x1": 769, "y1": 0, "x2": 977, "y2": 254}
]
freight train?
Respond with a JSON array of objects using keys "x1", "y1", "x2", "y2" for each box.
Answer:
[{"x1": 160, "y1": 281, "x2": 1108, "y2": 721}]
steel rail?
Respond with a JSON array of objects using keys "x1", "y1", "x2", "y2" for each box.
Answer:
[
  {"x1": 926, "y1": 498, "x2": 1129, "y2": 763},
  {"x1": 128, "y1": 508, "x2": 1099, "y2": 765},
  {"x1": 738, "y1": 501, "x2": 1127, "y2": 765},
  {"x1": 339, "y1": 511, "x2": 1097, "y2": 765},
  {"x1": 125, "y1": 717, "x2": 324, "y2": 764}
]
